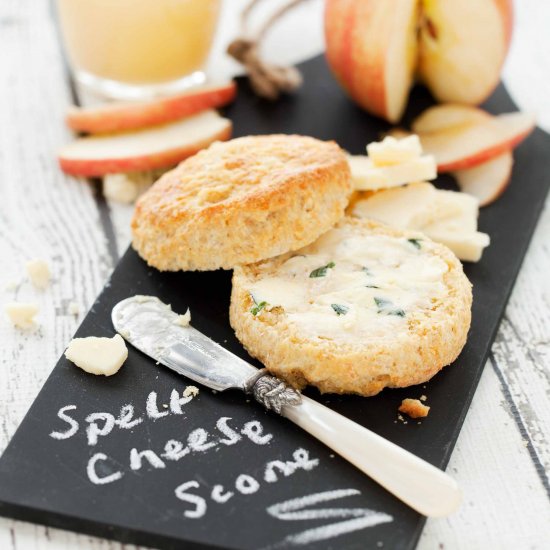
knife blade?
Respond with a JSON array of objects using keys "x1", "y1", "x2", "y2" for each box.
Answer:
[{"x1": 112, "y1": 295, "x2": 461, "y2": 518}]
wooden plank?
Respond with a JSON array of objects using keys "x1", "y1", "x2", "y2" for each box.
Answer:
[
  {"x1": 0, "y1": 1, "x2": 117, "y2": 548},
  {"x1": 420, "y1": 362, "x2": 550, "y2": 548}
]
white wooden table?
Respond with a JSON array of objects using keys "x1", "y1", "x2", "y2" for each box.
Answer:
[{"x1": 1, "y1": 1, "x2": 549, "y2": 548}]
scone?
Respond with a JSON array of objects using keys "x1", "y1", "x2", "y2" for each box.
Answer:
[
  {"x1": 132, "y1": 135, "x2": 352, "y2": 271},
  {"x1": 230, "y1": 218, "x2": 472, "y2": 396}
]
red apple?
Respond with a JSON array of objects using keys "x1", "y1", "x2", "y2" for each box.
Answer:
[
  {"x1": 411, "y1": 104, "x2": 490, "y2": 134},
  {"x1": 66, "y1": 81, "x2": 236, "y2": 134},
  {"x1": 418, "y1": 112, "x2": 535, "y2": 172},
  {"x1": 59, "y1": 110, "x2": 232, "y2": 177},
  {"x1": 453, "y1": 152, "x2": 513, "y2": 206},
  {"x1": 417, "y1": 0, "x2": 513, "y2": 105},
  {"x1": 324, "y1": 0, "x2": 419, "y2": 122},
  {"x1": 324, "y1": 0, "x2": 513, "y2": 122}
]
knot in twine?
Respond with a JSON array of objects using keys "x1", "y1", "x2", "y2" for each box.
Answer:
[{"x1": 227, "y1": 0, "x2": 307, "y2": 100}]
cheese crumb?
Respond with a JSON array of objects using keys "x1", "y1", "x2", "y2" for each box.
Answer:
[
  {"x1": 64, "y1": 334, "x2": 128, "y2": 376},
  {"x1": 26, "y1": 259, "x2": 51, "y2": 289},
  {"x1": 183, "y1": 385, "x2": 199, "y2": 398},
  {"x1": 399, "y1": 398, "x2": 430, "y2": 419},
  {"x1": 103, "y1": 171, "x2": 160, "y2": 204},
  {"x1": 5, "y1": 302, "x2": 39, "y2": 329},
  {"x1": 68, "y1": 301, "x2": 80, "y2": 315},
  {"x1": 367, "y1": 135, "x2": 422, "y2": 166},
  {"x1": 420, "y1": 394, "x2": 427, "y2": 402},
  {"x1": 103, "y1": 173, "x2": 139, "y2": 204},
  {"x1": 176, "y1": 308, "x2": 191, "y2": 327}
]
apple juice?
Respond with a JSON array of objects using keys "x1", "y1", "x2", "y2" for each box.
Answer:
[{"x1": 56, "y1": 0, "x2": 220, "y2": 91}]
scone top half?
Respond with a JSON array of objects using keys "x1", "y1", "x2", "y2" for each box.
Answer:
[
  {"x1": 230, "y1": 218, "x2": 473, "y2": 396},
  {"x1": 132, "y1": 134, "x2": 352, "y2": 271}
]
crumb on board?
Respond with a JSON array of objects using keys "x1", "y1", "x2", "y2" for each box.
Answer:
[
  {"x1": 183, "y1": 385, "x2": 199, "y2": 398},
  {"x1": 420, "y1": 394, "x2": 427, "y2": 402},
  {"x1": 399, "y1": 398, "x2": 430, "y2": 419}
]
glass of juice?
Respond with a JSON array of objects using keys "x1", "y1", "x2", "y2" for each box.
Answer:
[{"x1": 56, "y1": 0, "x2": 221, "y2": 99}]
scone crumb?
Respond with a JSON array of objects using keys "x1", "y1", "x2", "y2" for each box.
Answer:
[
  {"x1": 399, "y1": 398, "x2": 430, "y2": 419},
  {"x1": 420, "y1": 394, "x2": 427, "y2": 402},
  {"x1": 68, "y1": 301, "x2": 80, "y2": 316},
  {"x1": 183, "y1": 385, "x2": 199, "y2": 398}
]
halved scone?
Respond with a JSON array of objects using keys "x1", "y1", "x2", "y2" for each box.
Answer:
[
  {"x1": 132, "y1": 134, "x2": 352, "y2": 271},
  {"x1": 230, "y1": 218, "x2": 472, "y2": 396}
]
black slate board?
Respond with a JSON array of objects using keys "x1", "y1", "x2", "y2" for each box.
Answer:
[{"x1": 0, "y1": 55, "x2": 548, "y2": 550}]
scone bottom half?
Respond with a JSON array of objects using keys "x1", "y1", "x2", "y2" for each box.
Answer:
[
  {"x1": 230, "y1": 218, "x2": 473, "y2": 397},
  {"x1": 131, "y1": 134, "x2": 353, "y2": 271}
]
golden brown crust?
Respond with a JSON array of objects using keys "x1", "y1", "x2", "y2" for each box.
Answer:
[
  {"x1": 131, "y1": 135, "x2": 352, "y2": 271},
  {"x1": 399, "y1": 398, "x2": 430, "y2": 418},
  {"x1": 230, "y1": 218, "x2": 472, "y2": 396}
]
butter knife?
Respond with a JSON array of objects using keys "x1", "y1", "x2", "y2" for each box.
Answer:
[{"x1": 112, "y1": 295, "x2": 461, "y2": 518}]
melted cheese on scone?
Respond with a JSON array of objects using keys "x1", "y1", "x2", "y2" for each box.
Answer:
[{"x1": 249, "y1": 228, "x2": 449, "y2": 342}]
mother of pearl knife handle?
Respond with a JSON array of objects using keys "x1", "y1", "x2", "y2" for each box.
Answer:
[
  {"x1": 278, "y1": 391, "x2": 462, "y2": 518},
  {"x1": 248, "y1": 372, "x2": 461, "y2": 517}
]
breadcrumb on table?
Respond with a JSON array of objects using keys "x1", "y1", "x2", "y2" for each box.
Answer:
[{"x1": 399, "y1": 398, "x2": 430, "y2": 419}]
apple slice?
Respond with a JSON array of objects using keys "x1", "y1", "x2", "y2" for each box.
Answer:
[
  {"x1": 418, "y1": 112, "x2": 535, "y2": 172},
  {"x1": 324, "y1": 0, "x2": 419, "y2": 122},
  {"x1": 417, "y1": 0, "x2": 513, "y2": 105},
  {"x1": 412, "y1": 104, "x2": 490, "y2": 134},
  {"x1": 59, "y1": 110, "x2": 232, "y2": 177},
  {"x1": 453, "y1": 151, "x2": 513, "y2": 207},
  {"x1": 66, "y1": 82, "x2": 236, "y2": 134}
]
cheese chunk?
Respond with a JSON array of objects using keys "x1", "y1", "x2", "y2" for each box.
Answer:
[
  {"x1": 26, "y1": 259, "x2": 51, "y2": 289},
  {"x1": 5, "y1": 302, "x2": 39, "y2": 329},
  {"x1": 68, "y1": 301, "x2": 80, "y2": 315},
  {"x1": 367, "y1": 135, "x2": 422, "y2": 166},
  {"x1": 103, "y1": 173, "x2": 139, "y2": 204},
  {"x1": 348, "y1": 155, "x2": 436, "y2": 191},
  {"x1": 103, "y1": 170, "x2": 160, "y2": 204},
  {"x1": 64, "y1": 334, "x2": 128, "y2": 376},
  {"x1": 428, "y1": 231, "x2": 490, "y2": 263},
  {"x1": 351, "y1": 182, "x2": 490, "y2": 262}
]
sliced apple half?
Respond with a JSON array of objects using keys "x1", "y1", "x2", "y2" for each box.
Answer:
[
  {"x1": 453, "y1": 151, "x2": 513, "y2": 207},
  {"x1": 324, "y1": 0, "x2": 419, "y2": 122},
  {"x1": 411, "y1": 104, "x2": 490, "y2": 134},
  {"x1": 59, "y1": 110, "x2": 232, "y2": 177},
  {"x1": 418, "y1": 112, "x2": 535, "y2": 172},
  {"x1": 66, "y1": 81, "x2": 236, "y2": 134},
  {"x1": 417, "y1": 0, "x2": 513, "y2": 105}
]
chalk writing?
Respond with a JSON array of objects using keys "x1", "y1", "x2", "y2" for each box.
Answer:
[
  {"x1": 174, "y1": 447, "x2": 319, "y2": 519},
  {"x1": 49, "y1": 389, "x2": 391, "y2": 547},
  {"x1": 87, "y1": 453, "x2": 123, "y2": 485},
  {"x1": 267, "y1": 489, "x2": 393, "y2": 545},
  {"x1": 83, "y1": 415, "x2": 274, "y2": 485},
  {"x1": 49, "y1": 405, "x2": 79, "y2": 440},
  {"x1": 48, "y1": 388, "x2": 198, "y2": 445}
]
